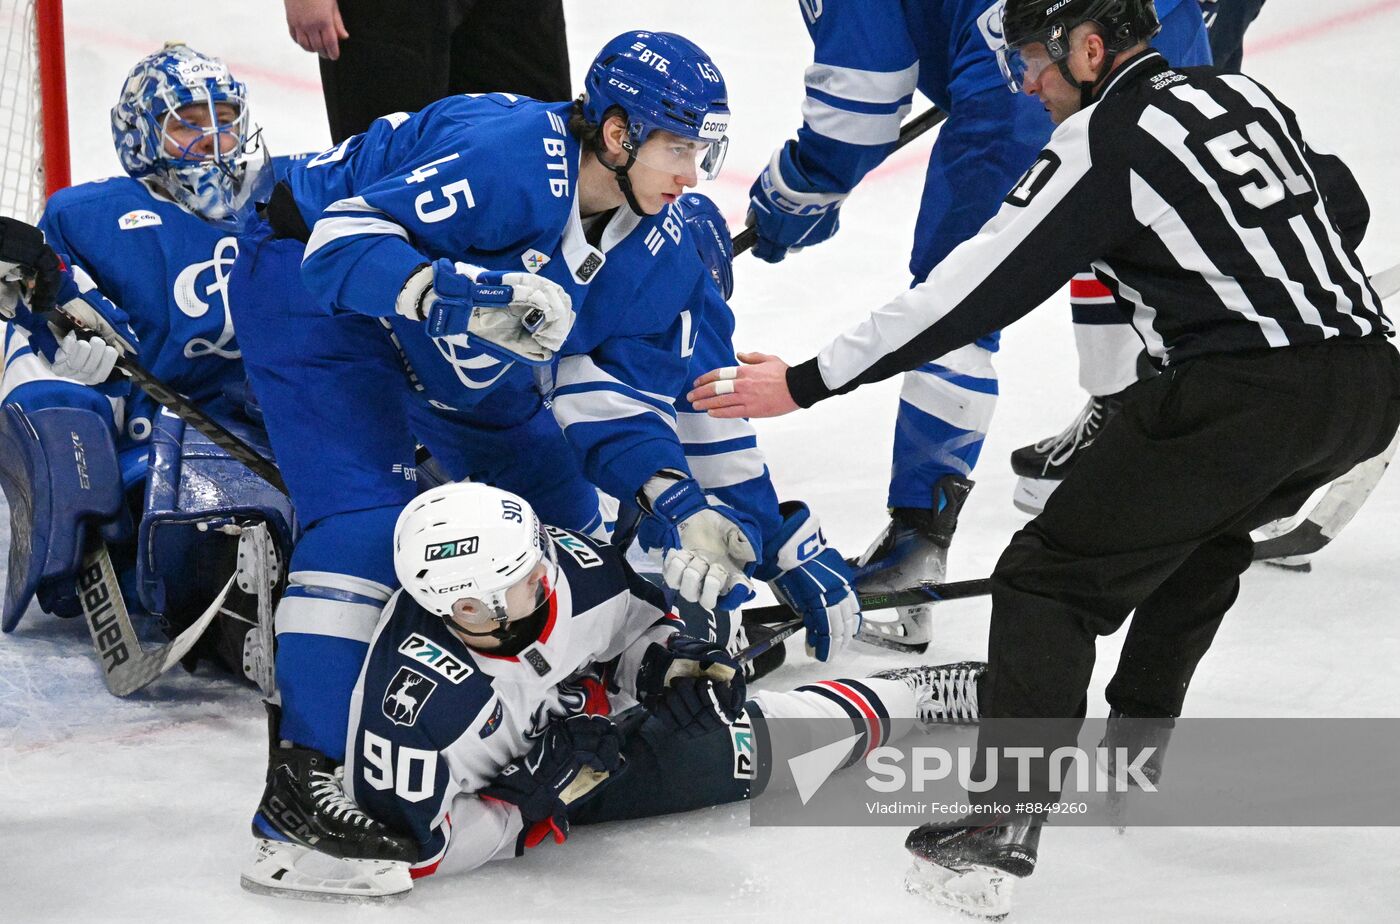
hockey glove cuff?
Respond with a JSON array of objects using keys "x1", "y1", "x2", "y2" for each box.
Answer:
[
  {"x1": 636, "y1": 634, "x2": 746, "y2": 737},
  {"x1": 758, "y1": 501, "x2": 862, "y2": 662},
  {"x1": 643, "y1": 474, "x2": 760, "y2": 612},
  {"x1": 410, "y1": 258, "x2": 575, "y2": 366},
  {"x1": 746, "y1": 142, "x2": 847, "y2": 264},
  {"x1": 478, "y1": 713, "x2": 625, "y2": 846}
]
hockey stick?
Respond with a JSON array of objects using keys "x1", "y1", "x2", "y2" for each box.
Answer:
[
  {"x1": 1371, "y1": 261, "x2": 1400, "y2": 300},
  {"x1": 46, "y1": 305, "x2": 288, "y2": 494},
  {"x1": 1252, "y1": 427, "x2": 1400, "y2": 569},
  {"x1": 78, "y1": 540, "x2": 236, "y2": 696},
  {"x1": 741, "y1": 577, "x2": 992, "y2": 625},
  {"x1": 731, "y1": 105, "x2": 950, "y2": 257}
]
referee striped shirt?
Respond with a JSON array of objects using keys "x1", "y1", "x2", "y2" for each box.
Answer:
[{"x1": 787, "y1": 50, "x2": 1391, "y2": 407}]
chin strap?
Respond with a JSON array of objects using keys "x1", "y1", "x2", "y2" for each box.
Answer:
[
  {"x1": 1056, "y1": 49, "x2": 1120, "y2": 111},
  {"x1": 598, "y1": 140, "x2": 648, "y2": 218}
]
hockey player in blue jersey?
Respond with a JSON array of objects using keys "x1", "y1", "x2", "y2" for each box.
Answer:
[
  {"x1": 744, "y1": 0, "x2": 1211, "y2": 647},
  {"x1": 231, "y1": 31, "x2": 796, "y2": 874},
  {"x1": 607, "y1": 192, "x2": 862, "y2": 668},
  {"x1": 0, "y1": 44, "x2": 292, "y2": 691},
  {"x1": 240, "y1": 480, "x2": 984, "y2": 900}
]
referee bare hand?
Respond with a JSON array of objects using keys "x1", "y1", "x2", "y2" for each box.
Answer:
[
  {"x1": 688, "y1": 352, "x2": 798, "y2": 419},
  {"x1": 284, "y1": 0, "x2": 349, "y2": 60}
]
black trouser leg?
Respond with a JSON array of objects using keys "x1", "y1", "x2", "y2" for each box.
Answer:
[{"x1": 448, "y1": 0, "x2": 571, "y2": 101}]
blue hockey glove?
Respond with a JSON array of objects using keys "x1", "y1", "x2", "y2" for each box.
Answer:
[
  {"x1": 636, "y1": 633, "x2": 746, "y2": 737},
  {"x1": 756, "y1": 501, "x2": 862, "y2": 662},
  {"x1": 9, "y1": 263, "x2": 138, "y2": 395},
  {"x1": 678, "y1": 192, "x2": 735, "y2": 300},
  {"x1": 416, "y1": 258, "x2": 574, "y2": 366},
  {"x1": 643, "y1": 473, "x2": 760, "y2": 612},
  {"x1": 478, "y1": 713, "x2": 625, "y2": 847},
  {"x1": 746, "y1": 141, "x2": 848, "y2": 264}
]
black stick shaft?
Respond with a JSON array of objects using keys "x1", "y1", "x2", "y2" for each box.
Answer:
[
  {"x1": 46, "y1": 307, "x2": 289, "y2": 495},
  {"x1": 741, "y1": 577, "x2": 991, "y2": 625},
  {"x1": 731, "y1": 106, "x2": 949, "y2": 257}
]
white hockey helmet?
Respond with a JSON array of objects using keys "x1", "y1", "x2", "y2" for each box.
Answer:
[{"x1": 393, "y1": 482, "x2": 557, "y2": 624}]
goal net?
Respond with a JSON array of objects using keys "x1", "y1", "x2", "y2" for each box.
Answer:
[{"x1": 1, "y1": 0, "x2": 69, "y2": 222}]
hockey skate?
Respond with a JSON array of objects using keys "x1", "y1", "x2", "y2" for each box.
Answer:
[
  {"x1": 241, "y1": 706, "x2": 416, "y2": 902},
  {"x1": 904, "y1": 815, "x2": 1043, "y2": 920},
  {"x1": 1009, "y1": 391, "x2": 1124, "y2": 515},
  {"x1": 851, "y1": 475, "x2": 973, "y2": 653},
  {"x1": 869, "y1": 660, "x2": 985, "y2": 726},
  {"x1": 1098, "y1": 710, "x2": 1173, "y2": 832}
]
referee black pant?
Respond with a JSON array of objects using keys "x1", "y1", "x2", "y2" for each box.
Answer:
[
  {"x1": 984, "y1": 337, "x2": 1400, "y2": 725},
  {"x1": 318, "y1": 0, "x2": 572, "y2": 143}
]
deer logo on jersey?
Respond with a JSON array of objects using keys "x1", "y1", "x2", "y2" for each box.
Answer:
[
  {"x1": 173, "y1": 235, "x2": 240, "y2": 359},
  {"x1": 382, "y1": 667, "x2": 438, "y2": 727}
]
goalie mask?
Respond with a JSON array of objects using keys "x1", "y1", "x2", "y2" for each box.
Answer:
[
  {"x1": 111, "y1": 42, "x2": 266, "y2": 223},
  {"x1": 394, "y1": 483, "x2": 560, "y2": 653}
]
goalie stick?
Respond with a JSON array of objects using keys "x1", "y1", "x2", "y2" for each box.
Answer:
[
  {"x1": 45, "y1": 304, "x2": 288, "y2": 494},
  {"x1": 731, "y1": 105, "x2": 950, "y2": 257},
  {"x1": 77, "y1": 540, "x2": 235, "y2": 696}
]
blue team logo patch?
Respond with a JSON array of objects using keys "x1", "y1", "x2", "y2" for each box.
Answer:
[
  {"x1": 382, "y1": 667, "x2": 438, "y2": 727},
  {"x1": 398, "y1": 633, "x2": 475, "y2": 684},
  {"x1": 479, "y1": 699, "x2": 504, "y2": 739},
  {"x1": 117, "y1": 209, "x2": 162, "y2": 230}
]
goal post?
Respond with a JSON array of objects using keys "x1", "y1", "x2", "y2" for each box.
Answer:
[{"x1": 2, "y1": 0, "x2": 70, "y2": 221}]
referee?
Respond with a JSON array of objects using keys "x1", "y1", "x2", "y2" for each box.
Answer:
[{"x1": 689, "y1": 0, "x2": 1398, "y2": 910}]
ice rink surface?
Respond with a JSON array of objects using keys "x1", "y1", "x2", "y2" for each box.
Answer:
[{"x1": 3, "y1": 1, "x2": 1400, "y2": 920}]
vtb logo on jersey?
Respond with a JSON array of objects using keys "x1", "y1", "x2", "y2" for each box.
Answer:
[
  {"x1": 382, "y1": 667, "x2": 437, "y2": 727},
  {"x1": 426, "y1": 536, "x2": 479, "y2": 561}
]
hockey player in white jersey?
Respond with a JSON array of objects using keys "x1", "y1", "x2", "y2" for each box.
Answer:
[{"x1": 241, "y1": 480, "x2": 985, "y2": 900}]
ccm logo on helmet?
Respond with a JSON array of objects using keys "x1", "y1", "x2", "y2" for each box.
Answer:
[
  {"x1": 607, "y1": 77, "x2": 641, "y2": 96},
  {"x1": 425, "y1": 537, "x2": 480, "y2": 561}
]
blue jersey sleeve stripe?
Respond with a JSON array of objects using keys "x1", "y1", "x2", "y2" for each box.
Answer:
[
  {"x1": 681, "y1": 434, "x2": 758, "y2": 457},
  {"x1": 805, "y1": 60, "x2": 919, "y2": 105},
  {"x1": 805, "y1": 87, "x2": 912, "y2": 117},
  {"x1": 801, "y1": 96, "x2": 911, "y2": 147},
  {"x1": 687, "y1": 448, "x2": 768, "y2": 490},
  {"x1": 552, "y1": 389, "x2": 678, "y2": 431},
  {"x1": 552, "y1": 380, "x2": 676, "y2": 417}
]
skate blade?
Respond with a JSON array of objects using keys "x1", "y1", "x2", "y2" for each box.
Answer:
[
  {"x1": 1258, "y1": 555, "x2": 1313, "y2": 572},
  {"x1": 240, "y1": 839, "x2": 412, "y2": 903},
  {"x1": 855, "y1": 608, "x2": 931, "y2": 654},
  {"x1": 1012, "y1": 477, "x2": 1057, "y2": 516},
  {"x1": 904, "y1": 857, "x2": 1014, "y2": 920}
]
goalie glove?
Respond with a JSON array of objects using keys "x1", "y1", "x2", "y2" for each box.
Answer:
[
  {"x1": 755, "y1": 501, "x2": 861, "y2": 662},
  {"x1": 400, "y1": 257, "x2": 575, "y2": 366},
  {"x1": 642, "y1": 472, "x2": 760, "y2": 612},
  {"x1": 478, "y1": 714, "x2": 625, "y2": 847},
  {"x1": 0, "y1": 216, "x2": 63, "y2": 317},
  {"x1": 635, "y1": 634, "x2": 746, "y2": 737},
  {"x1": 746, "y1": 141, "x2": 848, "y2": 264}
]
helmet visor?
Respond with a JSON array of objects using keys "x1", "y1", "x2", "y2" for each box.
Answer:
[
  {"x1": 997, "y1": 39, "x2": 1062, "y2": 94},
  {"x1": 632, "y1": 131, "x2": 729, "y2": 182}
]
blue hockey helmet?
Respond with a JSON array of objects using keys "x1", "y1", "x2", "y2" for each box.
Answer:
[
  {"x1": 111, "y1": 43, "x2": 264, "y2": 222},
  {"x1": 678, "y1": 192, "x2": 734, "y2": 300},
  {"x1": 582, "y1": 31, "x2": 731, "y2": 181}
]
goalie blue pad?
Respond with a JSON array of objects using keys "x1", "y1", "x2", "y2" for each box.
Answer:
[
  {"x1": 137, "y1": 408, "x2": 295, "y2": 622},
  {"x1": 0, "y1": 393, "x2": 128, "y2": 631}
]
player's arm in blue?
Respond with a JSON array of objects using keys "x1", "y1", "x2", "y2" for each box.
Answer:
[
  {"x1": 747, "y1": 0, "x2": 919, "y2": 262},
  {"x1": 296, "y1": 98, "x2": 575, "y2": 363},
  {"x1": 675, "y1": 194, "x2": 862, "y2": 659},
  {"x1": 552, "y1": 270, "x2": 762, "y2": 612}
]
